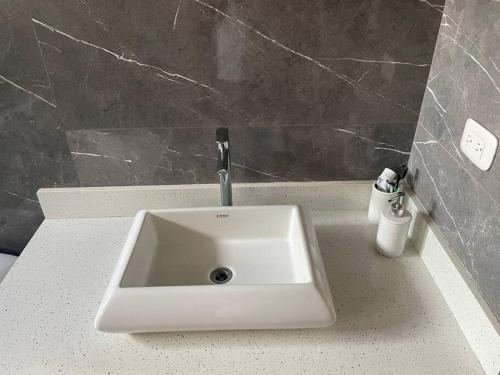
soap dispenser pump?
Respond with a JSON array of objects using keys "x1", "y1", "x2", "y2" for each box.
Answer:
[{"x1": 375, "y1": 192, "x2": 412, "y2": 257}]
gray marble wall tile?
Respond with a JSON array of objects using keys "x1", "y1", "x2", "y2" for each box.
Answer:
[
  {"x1": 27, "y1": 0, "x2": 441, "y2": 130},
  {"x1": 1, "y1": 0, "x2": 443, "y2": 252},
  {"x1": 408, "y1": 0, "x2": 500, "y2": 320},
  {"x1": 65, "y1": 124, "x2": 412, "y2": 186},
  {"x1": 0, "y1": 12, "x2": 79, "y2": 254},
  {"x1": 0, "y1": 2, "x2": 56, "y2": 108},
  {"x1": 0, "y1": 102, "x2": 79, "y2": 253}
]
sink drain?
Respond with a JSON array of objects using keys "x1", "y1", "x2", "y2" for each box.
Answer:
[{"x1": 210, "y1": 267, "x2": 233, "y2": 284}]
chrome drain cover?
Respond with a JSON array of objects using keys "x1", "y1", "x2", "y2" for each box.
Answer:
[{"x1": 210, "y1": 267, "x2": 233, "y2": 284}]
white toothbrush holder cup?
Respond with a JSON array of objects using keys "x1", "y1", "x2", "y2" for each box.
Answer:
[{"x1": 367, "y1": 182, "x2": 400, "y2": 225}]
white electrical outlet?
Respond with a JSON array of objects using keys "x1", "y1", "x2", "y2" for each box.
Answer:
[{"x1": 460, "y1": 119, "x2": 498, "y2": 170}]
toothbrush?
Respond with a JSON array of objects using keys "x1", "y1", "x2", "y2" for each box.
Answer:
[{"x1": 395, "y1": 165, "x2": 408, "y2": 188}]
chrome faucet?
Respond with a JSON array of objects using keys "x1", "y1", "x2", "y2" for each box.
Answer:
[{"x1": 216, "y1": 127, "x2": 232, "y2": 206}]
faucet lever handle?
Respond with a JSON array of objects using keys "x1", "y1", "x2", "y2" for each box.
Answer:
[{"x1": 216, "y1": 127, "x2": 229, "y2": 144}]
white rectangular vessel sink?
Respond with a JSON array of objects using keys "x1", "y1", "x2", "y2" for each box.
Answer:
[{"x1": 95, "y1": 205, "x2": 335, "y2": 333}]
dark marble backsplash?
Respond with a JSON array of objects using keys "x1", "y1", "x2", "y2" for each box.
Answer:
[
  {"x1": 408, "y1": 0, "x2": 500, "y2": 320},
  {"x1": 1, "y1": 0, "x2": 443, "y2": 253}
]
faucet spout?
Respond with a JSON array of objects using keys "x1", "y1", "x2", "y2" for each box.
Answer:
[{"x1": 216, "y1": 127, "x2": 232, "y2": 206}]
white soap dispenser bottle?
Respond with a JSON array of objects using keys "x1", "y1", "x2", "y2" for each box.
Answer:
[{"x1": 375, "y1": 192, "x2": 412, "y2": 257}]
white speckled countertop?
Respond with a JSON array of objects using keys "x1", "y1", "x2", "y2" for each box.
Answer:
[{"x1": 0, "y1": 203, "x2": 483, "y2": 374}]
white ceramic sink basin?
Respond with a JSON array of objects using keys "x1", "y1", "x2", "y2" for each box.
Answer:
[{"x1": 95, "y1": 205, "x2": 335, "y2": 333}]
